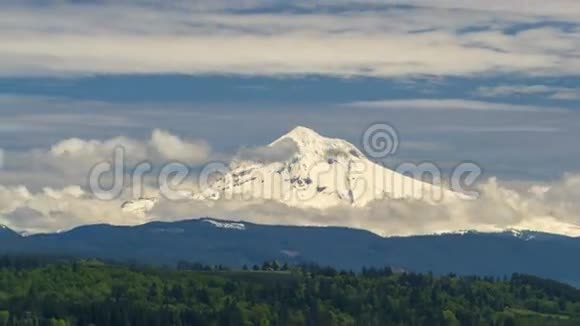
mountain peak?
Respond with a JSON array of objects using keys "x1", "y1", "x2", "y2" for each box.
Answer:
[
  {"x1": 271, "y1": 126, "x2": 363, "y2": 159},
  {"x1": 284, "y1": 126, "x2": 323, "y2": 139},
  {"x1": 272, "y1": 126, "x2": 325, "y2": 146}
]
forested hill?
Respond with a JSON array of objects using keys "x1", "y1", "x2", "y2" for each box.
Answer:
[{"x1": 0, "y1": 256, "x2": 579, "y2": 325}]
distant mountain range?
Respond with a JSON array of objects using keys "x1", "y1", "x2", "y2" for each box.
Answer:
[{"x1": 2, "y1": 219, "x2": 579, "y2": 286}]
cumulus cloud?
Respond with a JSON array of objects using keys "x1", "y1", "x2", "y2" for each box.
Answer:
[
  {"x1": 235, "y1": 138, "x2": 299, "y2": 164},
  {"x1": 47, "y1": 136, "x2": 146, "y2": 168},
  {"x1": 0, "y1": 1, "x2": 578, "y2": 77},
  {"x1": 6, "y1": 128, "x2": 209, "y2": 171},
  {"x1": 149, "y1": 129, "x2": 211, "y2": 164},
  {"x1": 47, "y1": 129, "x2": 209, "y2": 165},
  {"x1": 0, "y1": 129, "x2": 211, "y2": 196}
]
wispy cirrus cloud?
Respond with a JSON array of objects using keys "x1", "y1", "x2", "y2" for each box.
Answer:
[
  {"x1": 344, "y1": 99, "x2": 568, "y2": 112},
  {"x1": 0, "y1": 1, "x2": 578, "y2": 78},
  {"x1": 475, "y1": 85, "x2": 580, "y2": 100}
]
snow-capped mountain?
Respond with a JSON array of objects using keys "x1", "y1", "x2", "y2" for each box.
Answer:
[{"x1": 190, "y1": 126, "x2": 458, "y2": 209}]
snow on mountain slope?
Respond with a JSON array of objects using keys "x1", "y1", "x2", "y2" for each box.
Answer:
[
  {"x1": 202, "y1": 219, "x2": 246, "y2": 230},
  {"x1": 190, "y1": 126, "x2": 459, "y2": 209},
  {"x1": 435, "y1": 228, "x2": 573, "y2": 241}
]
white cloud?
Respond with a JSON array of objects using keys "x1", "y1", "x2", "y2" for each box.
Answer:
[
  {"x1": 235, "y1": 138, "x2": 299, "y2": 164},
  {"x1": 0, "y1": 129, "x2": 211, "y2": 192},
  {"x1": 344, "y1": 99, "x2": 566, "y2": 112},
  {"x1": 149, "y1": 129, "x2": 211, "y2": 164},
  {"x1": 0, "y1": 2, "x2": 578, "y2": 77},
  {"x1": 146, "y1": 174, "x2": 580, "y2": 237},
  {"x1": 475, "y1": 85, "x2": 580, "y2": 100},
  {"x1": 2, "y1": 154, "x2": 580, "y2": 237},
  {"x1": 0, "y1": 184, "x2": 139, "y2": 234},
  {"x1": 45, "y1": 129, "x2": 209, "y2": 166},
  {"x1": 395, "y1": 0, "x2": 580, "y2": 20}
]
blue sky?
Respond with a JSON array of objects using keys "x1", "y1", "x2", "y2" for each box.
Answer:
[
  {"x1": 0, "y1": 0, "x2": 578, "y2": 179},
  {"x1": 0, "y1": 0, "x2": 579, "y2": 234},
  {"x1": 1, "y1": 74, "x2": 578, "y2": 180}
]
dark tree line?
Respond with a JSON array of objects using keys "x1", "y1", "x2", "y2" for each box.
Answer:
[{"x1": 0, "y1": 256, "x2": 579, "y2": 325}]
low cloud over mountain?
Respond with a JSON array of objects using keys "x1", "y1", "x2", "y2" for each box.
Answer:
[{"x1": 1, "y1": 127, "x2": 579, "y2": 237}]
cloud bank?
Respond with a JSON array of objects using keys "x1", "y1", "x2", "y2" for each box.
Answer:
[
  {"x1": 0, "y1": 1, "x2": 578, "y2": 77},
  {"x1": 1, "y1": 130, "x2": 579, "y2": 237},
  {"x1": 1, "y1": 174, "x2": 580, "y2": 237},
  {"x1": 147, "y1": 174, "x2": 580, "y2": 237},
  {"x1": 0, "y1": 130, "x2": 211, "y2": 190}
]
